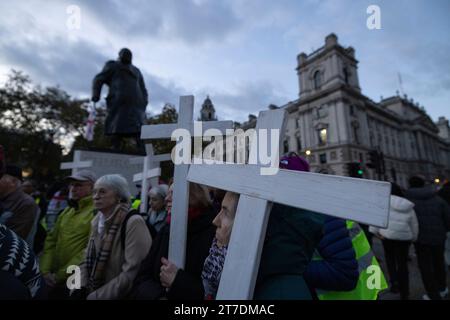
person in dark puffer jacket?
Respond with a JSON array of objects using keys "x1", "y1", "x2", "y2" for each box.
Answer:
[
  {"x1": 304, "y1": 215, "x2": 359, "y2": 296},
  {"x1": 253, "y1": 154, "x2": 325, "y2": 300},
  {"x1": 405, "y1": 176, "x2": 450, "y2": 300}
]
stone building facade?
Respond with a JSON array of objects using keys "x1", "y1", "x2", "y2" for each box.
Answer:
[{"x1": 277, "y1": 34, "x2": 450, "y2": 187}]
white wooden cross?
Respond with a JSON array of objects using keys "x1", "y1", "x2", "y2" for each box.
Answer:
[
  {"x1": 187, "y1": 108, "x2": 391, "y2": 299},
  {"x1": 140, "y1": 95, "x2": 234, "y2": 268},
  {"x1": 60, "y1": 150, "x2": 93, "y2": 175},
  {"x1": 130, "y1": 144, "x2": 171, "y2": 213}
]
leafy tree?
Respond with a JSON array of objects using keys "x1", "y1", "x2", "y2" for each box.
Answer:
[
  {"x1": 143, "y1": 103, "x2": 179, "y2": 182},
  {"x1": 0, "y1": 129, "x2": 63, "y2": 185},
  {"x1": 0, "y1": 70, "x2": 88, "y2": 185},
  {"x1": 146, "y1": 103, "x2": 178, "y2": 154},
  {"x1": 0, "y1": 70, "x2": 89, "y2": 145}
]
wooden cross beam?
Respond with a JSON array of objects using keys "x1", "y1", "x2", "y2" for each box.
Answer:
[
  {"x1": 132, "y1": 168, "x2": 161, "y2": 184},
  {"x1": 133, "y1": 168, "x2": 161, "y2": 182},
  {"x1": 130, "y1": 144, "x2": 171, "y2": 213},
  {"x1": 186, "y1": 108, "x2": 391, "y2": 299},
  {"x1": 60, "y1": 150, "x2": 93, "y2": 175},
  {"x1": 140, "y1": 95, "x2": 234, "y2": 268},
  {"x1": 187, "y1": 164, "x2": 391, "y2": 227}
]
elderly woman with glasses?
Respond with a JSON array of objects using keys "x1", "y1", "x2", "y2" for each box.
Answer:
[
  {"x1": 77, "y1": 174, "x2": 152, "y2": 300},
  {"x1": 147, "y1": 184, "x2": 169, "y2": 234}
]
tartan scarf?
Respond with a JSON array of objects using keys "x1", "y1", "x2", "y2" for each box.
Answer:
[
  {"x1": 201, "y1": 238, "x2": 228, "y2": 300},
  {"x1": 85, "y1": 203, "x2": 129, "y2": 292}
]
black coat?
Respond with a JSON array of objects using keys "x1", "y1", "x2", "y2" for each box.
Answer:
[
  {"x1": 438, "y1": 183, "x2": 450, "y2": 206},
  {"x1": 92, "y1": 60, "x2": 148, "y2": 135},
  {"x1": 405, "y1": 185, "x2": 450, "y2": 245},
  {"x1": 131, "y1": 208, "x2": 215, "y2": 300},
  {"x1": 254, "y1": 204, "x2": 324, "y2": 299}
]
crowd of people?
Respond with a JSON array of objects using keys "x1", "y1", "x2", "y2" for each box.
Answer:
[{"x1": 1, "y1": 147, "x2": 450, "y2": 300}]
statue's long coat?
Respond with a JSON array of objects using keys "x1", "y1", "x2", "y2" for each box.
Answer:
[{"x1": 92, "y1": 60, "x2": 148, "y2": 136}]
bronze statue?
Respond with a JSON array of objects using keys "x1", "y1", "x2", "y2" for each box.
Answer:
[{"x1": 92, "y1": 48, "x2": 148, "y2": 152}]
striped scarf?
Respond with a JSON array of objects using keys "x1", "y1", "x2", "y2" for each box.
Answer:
[{"x1": 85, "y1": 203, "x2": 129, "y2": 292}]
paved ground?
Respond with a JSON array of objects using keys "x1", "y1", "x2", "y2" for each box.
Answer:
[{"x1": 371, "y1": 237, "x2": 450, "y2": 300}]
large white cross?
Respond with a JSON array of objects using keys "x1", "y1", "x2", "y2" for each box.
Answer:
[
  {"x1": 130, "y1": 144, "x2": 171, "y2": 213},
  {"x1": 187, "y1": 108, "x2": 391, "y2": 299},
  {"x1": 140, "y1": 95, "x2": 234, "y2": 268},
  {"x1": 60, "y1": 150, "x2": 93, "y2": 175}
]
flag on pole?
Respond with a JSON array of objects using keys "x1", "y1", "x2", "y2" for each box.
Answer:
[
  {"x1": 84, "y1": 103, "x2": 96, "y2": 141},
  {"x1": 398, "y1": 72, "x2": 405, "y2": 96}
]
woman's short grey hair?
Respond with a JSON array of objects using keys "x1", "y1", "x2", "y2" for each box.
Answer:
[
  {"x1": 94, "y1": 174, "x2": 131, "y2": 202},
  {"x1": 148, "y1": 184, "x2": 169, "y2": 200}
]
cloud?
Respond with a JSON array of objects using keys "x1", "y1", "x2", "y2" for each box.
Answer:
[
  {"x1": 0, "y1": 14, "x2": 185, "y2": 114},
  {"x1": 193, "y1": 80, "x2": 291, "y2": 122},
  {"x1": 0, "y1": 0, "x2": 449, "y2": 126},
  {"x1": 75, "y1": 0, "x2": 242, "y2": 45},
  {"x1": 141, "y1": 71, "x2": 187, "y2": 114}
]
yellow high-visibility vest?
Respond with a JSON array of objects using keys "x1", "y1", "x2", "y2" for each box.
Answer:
[
  {"x1": 131, "y1": 198, "x2": 141, "y2": 210},
  {"x1": 315, "y1": 221, "x2": 388, "y2": 300}
]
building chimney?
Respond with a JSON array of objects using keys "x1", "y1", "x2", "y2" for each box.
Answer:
[
  {"x1": 297, "y1": 53, "x2": 307, "y2": 68},
  {"x1": 325, "y1": 33, "x2": 338, "y2": 48}
]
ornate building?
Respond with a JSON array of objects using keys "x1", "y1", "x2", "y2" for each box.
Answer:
[
  {"x1": 199, "y1": 95, "x2": 217, "y2": 121},
  {"x1": 278, "y1": 34, "x2": 450, "y2": 187}
]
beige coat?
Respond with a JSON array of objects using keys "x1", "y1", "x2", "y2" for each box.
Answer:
[{"x1": 81, "y1": 211, "x2": 152, "y2": 299}]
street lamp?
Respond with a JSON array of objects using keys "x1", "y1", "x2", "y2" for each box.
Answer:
[
  {"x1": 305, "y1": 149, "x2": 312, "y2": 156},
  {"x1": 22, "y1": 168, "x2": 33, "y2": 178}
]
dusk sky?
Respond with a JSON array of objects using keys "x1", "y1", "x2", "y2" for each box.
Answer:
[{"x1": 0, "y1": 0, "x2": 449, "y2": 123}]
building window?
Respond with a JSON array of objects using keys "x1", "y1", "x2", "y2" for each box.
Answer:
[
  {"x1": 343, "y1": 67, "x2": 349, "y2": 84},
  {"x1": 349, "y1": 105, "x2": 355, "y2": 116},
  {"x1": 391, "y1": 168, "x2": 397, "y2": 182},
  {"x1": 296, "y1": 135, "x2": 302, "y2": 150},
  {"x1": 369, "y1": 133, "x2": 374, "y2": 147},
  {"x1": 330, "y1": 151, "x2": 337, "y2": 160},
  {"x1": 319, "y1": 153, "x2": 327, "y2": 164},
  {"x1": 353, "y1": 126, "x2": 359, "y2": 144},
  {"x1": 314, "y1": 70, "x2": 322, "y2": 89},
  {"x1": 318, "y1": 128, "x2": 327, "y2": 145},
  {"x1": 315, "y1": 106, "x2": 328, "y2": 119},
  {"x1": 283, "y1": 139, "x2": 289, "y2": 154}
]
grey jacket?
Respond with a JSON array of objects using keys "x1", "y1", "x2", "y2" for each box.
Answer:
[{"x1": 405, "y1": 185, "x2": 450, "y2": 245}]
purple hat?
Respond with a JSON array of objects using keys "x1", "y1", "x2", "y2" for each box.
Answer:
[{"x1": 279, "y1": 154, "x2": 310, "y2": 172}]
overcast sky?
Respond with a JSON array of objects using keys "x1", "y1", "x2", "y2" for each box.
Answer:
[{"x1": 0, "y1": 0, "x2": 449, "y2": 123}]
